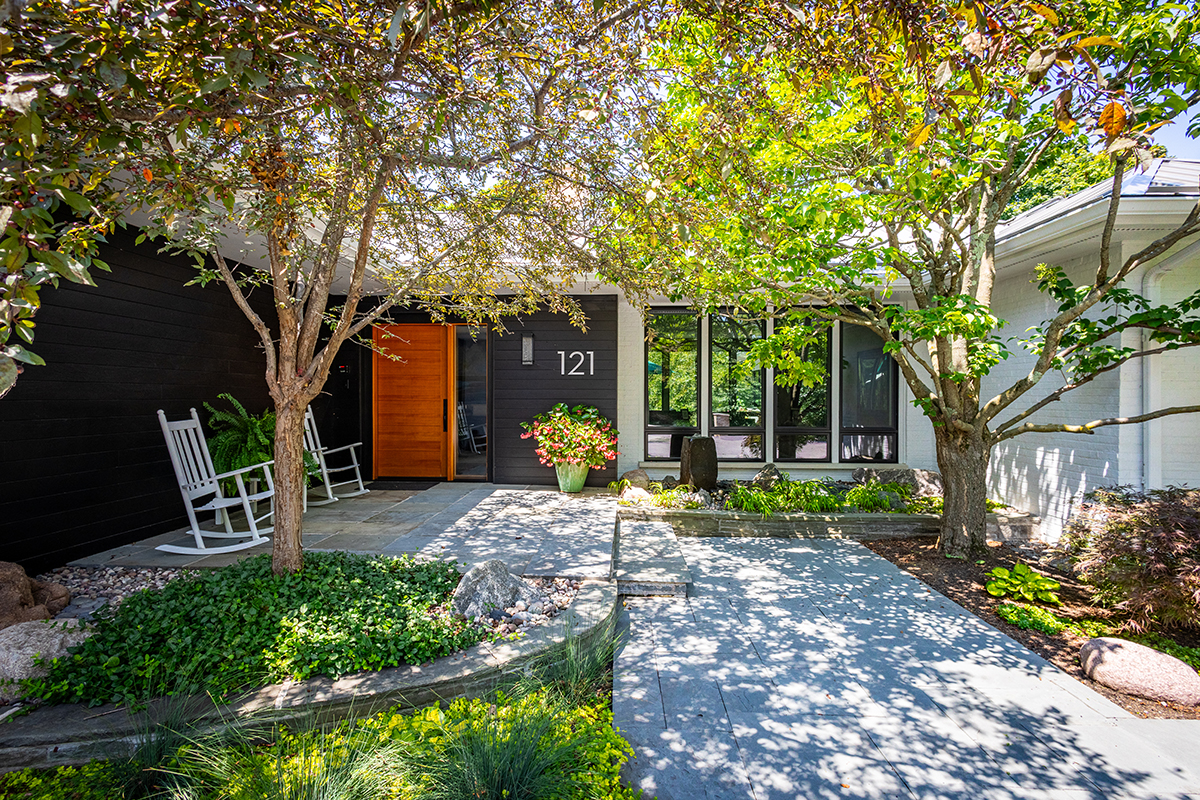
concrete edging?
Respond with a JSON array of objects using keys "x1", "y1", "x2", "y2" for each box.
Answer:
[
  {"x1": 617, "y1": 507, "x2": 1041, "y2": 541},
  {"x1": 0, "y1": 580, "x2": 620, "y2": 772}
]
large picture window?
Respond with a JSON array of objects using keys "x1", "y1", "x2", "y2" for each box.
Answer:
[
  {"x1": 709, "y1": 314, "x2": 765, "y2": 460},
  {"x1": 774, "y1": 327, "x2": 831, "y2": 461},
  {"x1": 643, "y1": 312, "x2": 900, "y2": 464},
  {"x1": 840, "y1": 325, "x2": 898, "y2": 462},
  {"x1": 646, "y1": 311, "x2": 699, "y2": 459}
]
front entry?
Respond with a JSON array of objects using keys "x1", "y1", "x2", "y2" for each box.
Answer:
[{"x1": 372, "y1": 324, "x2": 488, "y2": 479}]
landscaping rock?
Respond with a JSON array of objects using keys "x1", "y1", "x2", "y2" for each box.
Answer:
[
  {"x1": 451, "y1": 560, "x2": 540, "y2": 620},
  {"x1": 681, "y1": 436, "x2": 717, "y2": 490},
  {"x1": 620, "y1": 486, "x2": 653, "y2": 503},
  {"x1": 751, "y1": 463, "x2": 784, "y2": 490},
  {"x1": 0, "y1": 562, "x2": 70, "y2": 631},
  {"x1": 1080, "y1": 637, "x2": 1200, "y2": 706},
  {"x1": 853, "y1": 467, "x2": 944, "y2": 497},
  {"x1": 620, "y1": 469, "x2": 651, "y2": 490},
  {"x1": 661, "y1": 475, "x2": 679, "y2": 490},
  {"x1": 0, "y1": 619, "x2": 92, "y2": 703}
]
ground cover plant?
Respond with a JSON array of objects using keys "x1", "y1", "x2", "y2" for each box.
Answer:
[
  {"x1": 725, "y1": 477, "x2": 1006, "y2": 516},
  {"x1": 22, "y1": 552, "x2": 486, "y2": 707},
  {"x1": 1, "y1": 625, "x2": 638, "y2": 800}
]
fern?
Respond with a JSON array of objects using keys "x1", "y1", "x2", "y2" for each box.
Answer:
[{"x1": 204, "y1": 393, "x2": 276, "y2": 475}]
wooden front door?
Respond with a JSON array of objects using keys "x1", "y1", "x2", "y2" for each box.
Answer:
[{"x1": 373, "y1": 324, "x2": 449, "y2": 478}]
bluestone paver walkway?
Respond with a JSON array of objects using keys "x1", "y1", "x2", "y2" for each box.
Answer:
[
  {"x1": 74, "y1": 483, "x2": 616, "y2": 580},
  {"x1": 613, "y1": 537, "x2": 1200, "y2": 800}
]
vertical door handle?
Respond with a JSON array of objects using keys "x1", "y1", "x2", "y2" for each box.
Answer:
[{"x1": 443, "y1": 398, "x2": 448, "y2": 432}]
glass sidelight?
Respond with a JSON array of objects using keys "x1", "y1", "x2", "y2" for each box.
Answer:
[{"x1": 454, "y1": 326, "x2": 488, "y2": 478}]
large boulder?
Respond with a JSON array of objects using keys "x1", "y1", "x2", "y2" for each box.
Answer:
[
  {"x1": 0, "y1": 619, "x2": 92, "y2": 703},
  {"x1": 619, "y1": 469, "x2": 650, "y2": 490},
  {"x1": 0, "y1": 562, "x2": 71, "y2": 631},
  {"x1": 750, "y1": 463, "x2": 784, "y2": 490},
  {"x1": 1080, "y1": 637, "x2": 1200, "y2": 707},
  {"x1": 451, "y1": 560, "x2": 541, "y2": 620},
  {"x1": 680, "y1": 436, "x2": 717, "y2": 491},
  {"x1": 852, "y1": 467, "x2": 944, "y2": 498},
  {"x1": 619, "y1": 485, "x2": 653, "y2": 503}
]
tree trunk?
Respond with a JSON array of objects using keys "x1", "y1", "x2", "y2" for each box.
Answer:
[
  {"x1": 271, "y1": 402, "x2": 308, "y2": 574},
  {"x1": 934, "y1": 427, "x2": 991, "y2": 559}
]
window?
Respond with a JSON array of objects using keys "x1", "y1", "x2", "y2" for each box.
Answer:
[
  {"x1": 774, "y1": 327, "x2": 831, "y2": 461},
  {"x1": 709, "y1": 314, "x2": 765, "y2": 460},
  {"x1": 643, "y1": 312, "x2": 900, "y2": 464},
  {"x1": 645, "y1": 311, "x2": 699, "y2": 459},
  {"x1": 840, "y1": 324, "x2": 898, "y2": 462}
]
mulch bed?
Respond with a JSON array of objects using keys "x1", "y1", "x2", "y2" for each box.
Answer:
[{"x1": 863, "y1": 535, "x2": 1200, "y2": 720}]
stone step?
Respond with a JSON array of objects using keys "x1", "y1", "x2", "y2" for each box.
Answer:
[{"x1": 614, "y1": 519, "x2": 691, "y2": 597}]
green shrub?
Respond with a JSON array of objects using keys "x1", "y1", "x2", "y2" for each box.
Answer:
[
  {"x1": 842, "y1": 481, "x2": 904, "y2": 513},
  {"x1": 996, "y1": 602, "x2": 1069, "y2": 635},
  {"x1": 985, "y1": 563, "x2": 1061, "y2": 604},
  {"x1": 24, "y1": 552, "x2": 487, "y2": 707},
  {"x1": 0, "y1": 762, "x2": 126, "y2": 800},
  {"x1": 362, "y1": 692, "x2": 639, "y2": 800},
  {"x1": 1063, "y1": 485, "x2": 1200, "y2": 632}
]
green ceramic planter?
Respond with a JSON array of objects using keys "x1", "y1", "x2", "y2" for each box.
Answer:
[{"x1": 554, "y1": 461, "x2": 590, "y2": 493}]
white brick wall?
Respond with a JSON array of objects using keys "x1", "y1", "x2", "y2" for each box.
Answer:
[
  {"x1": 985, "y1": 254, "x2": 1124, "y2": 540},
  {"x1": 1156, "y1": 264, "x2": 1200, "y2": 487},
  {"x1": 986, "y1": 243, "x2": 1200, "y2": 539}
]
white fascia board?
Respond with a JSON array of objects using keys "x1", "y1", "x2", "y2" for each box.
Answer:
[{"x1": 995, "y1": 196, "x2": 1200, "y2": 274}]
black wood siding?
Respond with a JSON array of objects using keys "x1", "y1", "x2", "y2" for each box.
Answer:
[
  {"x1": 491, "y1": 297, "x2": 618, "y2": 486},
  {"x1": 0, "y1": 228, "x2": 272, "y2": 572}
]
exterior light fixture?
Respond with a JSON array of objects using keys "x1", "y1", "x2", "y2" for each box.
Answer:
[{"x1": 521, "y1": 333, "x2": 535, "y2": 365}]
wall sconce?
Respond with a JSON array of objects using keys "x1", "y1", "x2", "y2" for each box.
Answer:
[{"x1": 521, "y1": 333, "x2": 535, "y2": 365}]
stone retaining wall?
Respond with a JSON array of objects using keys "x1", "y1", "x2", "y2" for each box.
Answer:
[
  {"x1": 618, "y1": 507, "x2": 1041, "y2": 542},
  {"x1": 0, "y1": 581, "x2": 619, "y2": 773}
]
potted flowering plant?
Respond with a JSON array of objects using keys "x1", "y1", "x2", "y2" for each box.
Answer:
[{"x1": 520, "y1": 403, "x2": 619, "y2": 492}]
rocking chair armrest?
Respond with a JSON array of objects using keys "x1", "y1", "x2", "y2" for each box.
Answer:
[
  {"x1": 320, "y1": 442, "x2": 362, "y2": 457},
  {"x1": 214, "y1": 461, "x2": 275, "y2": 481}
]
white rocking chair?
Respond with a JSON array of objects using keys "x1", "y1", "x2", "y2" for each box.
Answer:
[
  {"x1": 303, "y1": 406, "x2": 369, "y2": 506},
  {"x1": 157, "y1": 408, "x2": 274, "y2": 555}
]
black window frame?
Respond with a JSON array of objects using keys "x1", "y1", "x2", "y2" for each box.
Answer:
[
  {"x1": 644, "y1": 309, "x2": 701, "y2": 461},
  {"x1": 772, "y1": 324, "x2": 833, "y2": 463},
  {"x1": 707, "y1": 312, "x2": 767, "y2": 462},
  {"x1": 838, "y1": 323, "x2": 900, "y2": 464}
]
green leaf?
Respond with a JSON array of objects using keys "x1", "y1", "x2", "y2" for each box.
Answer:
[
  {"x1": 2, "y1": 344, "x2": 46, "y2": 366},
  {"x1": 57, "y1": 189, "x2": 93, "y2": 215},
  {"x1": 0, "y1": 356, "x2": 18, "y2": 395}
]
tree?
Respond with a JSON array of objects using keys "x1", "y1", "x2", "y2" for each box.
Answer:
[
  {"x1": 4, "y1": 0, "x2": 657, "y2": 572},
  {"x1": 622, "y1": 0, "x2": 1200, "y2": 557}
]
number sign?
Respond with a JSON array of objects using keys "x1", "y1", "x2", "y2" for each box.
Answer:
[{"x1": 557, "y1": 350, "x2": 594, "y2": 376}]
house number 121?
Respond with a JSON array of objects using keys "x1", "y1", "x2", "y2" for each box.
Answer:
[{"x1": 557, "y1": 350, "x2": 594, "y2": 376}]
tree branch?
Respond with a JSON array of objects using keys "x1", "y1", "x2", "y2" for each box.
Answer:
[{"x1": 996, "y1": 404, "x2": 1200, "y2": 443}]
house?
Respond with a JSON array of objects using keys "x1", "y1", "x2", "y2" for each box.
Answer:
[{"x1": 2, "y1": 161, "x2": 1197, "y2": 570}]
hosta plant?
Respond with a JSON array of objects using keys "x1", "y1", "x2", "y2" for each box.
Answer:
[
  {"x1": 986, "y1": 563, "x2": 1061, "y2": 605},
  {"x1": 520, "y1": 403, "x2": 619, "y2": 468}
]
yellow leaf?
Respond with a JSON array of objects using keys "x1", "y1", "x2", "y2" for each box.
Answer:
[
  {"x1": 223, "y1": 118, "x2": 242, "y2": 135},
  {"x1": 908, "y1": 123, "x2": 934, "y2": 148},
  {"x1": 1028, "y1": 3, "x2": 1059, "y2": 26},
  {"x1": 1099, "y1": 101, "x2": 1127, "y2": 139},
  {"x1": 1077, "y1": 35, "x2": 1120, "y2": 48}
]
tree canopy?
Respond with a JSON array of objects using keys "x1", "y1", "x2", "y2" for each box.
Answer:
[{"x1": 620, "y1": 0, "x2": 1200, "y2": 556}]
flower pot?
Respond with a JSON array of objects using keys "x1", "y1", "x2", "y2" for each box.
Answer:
[{"x1": 554, "y1": 462, "x2": 590, "y2": 493}]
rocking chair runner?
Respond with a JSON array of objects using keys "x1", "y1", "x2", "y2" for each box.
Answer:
[
  {"x1": 303, "y1": 406, "x2": 369, "y2": 506},
  {"x1": 156, "y1": 409, "x2": 274, "y2": 555}
]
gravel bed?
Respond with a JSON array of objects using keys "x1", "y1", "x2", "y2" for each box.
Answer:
[
  {"x1": 473, "y1": 577, "x2": 581, "y2": 637},
  {"x1": 36, "y1": 565, "x2": 185, "y2": 611}
]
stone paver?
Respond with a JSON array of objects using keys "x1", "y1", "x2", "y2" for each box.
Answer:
[
  {"x1": 73, "y1": 484, "x2": 617, "y2": 581},
  {"x1": 614, "y1": 537, "x2": 1200, "y2": 800}
]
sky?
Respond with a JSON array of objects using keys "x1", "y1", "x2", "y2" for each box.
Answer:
[{"x1": 1151, "y1": 109, "x2": 1200, "y2": 159}]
